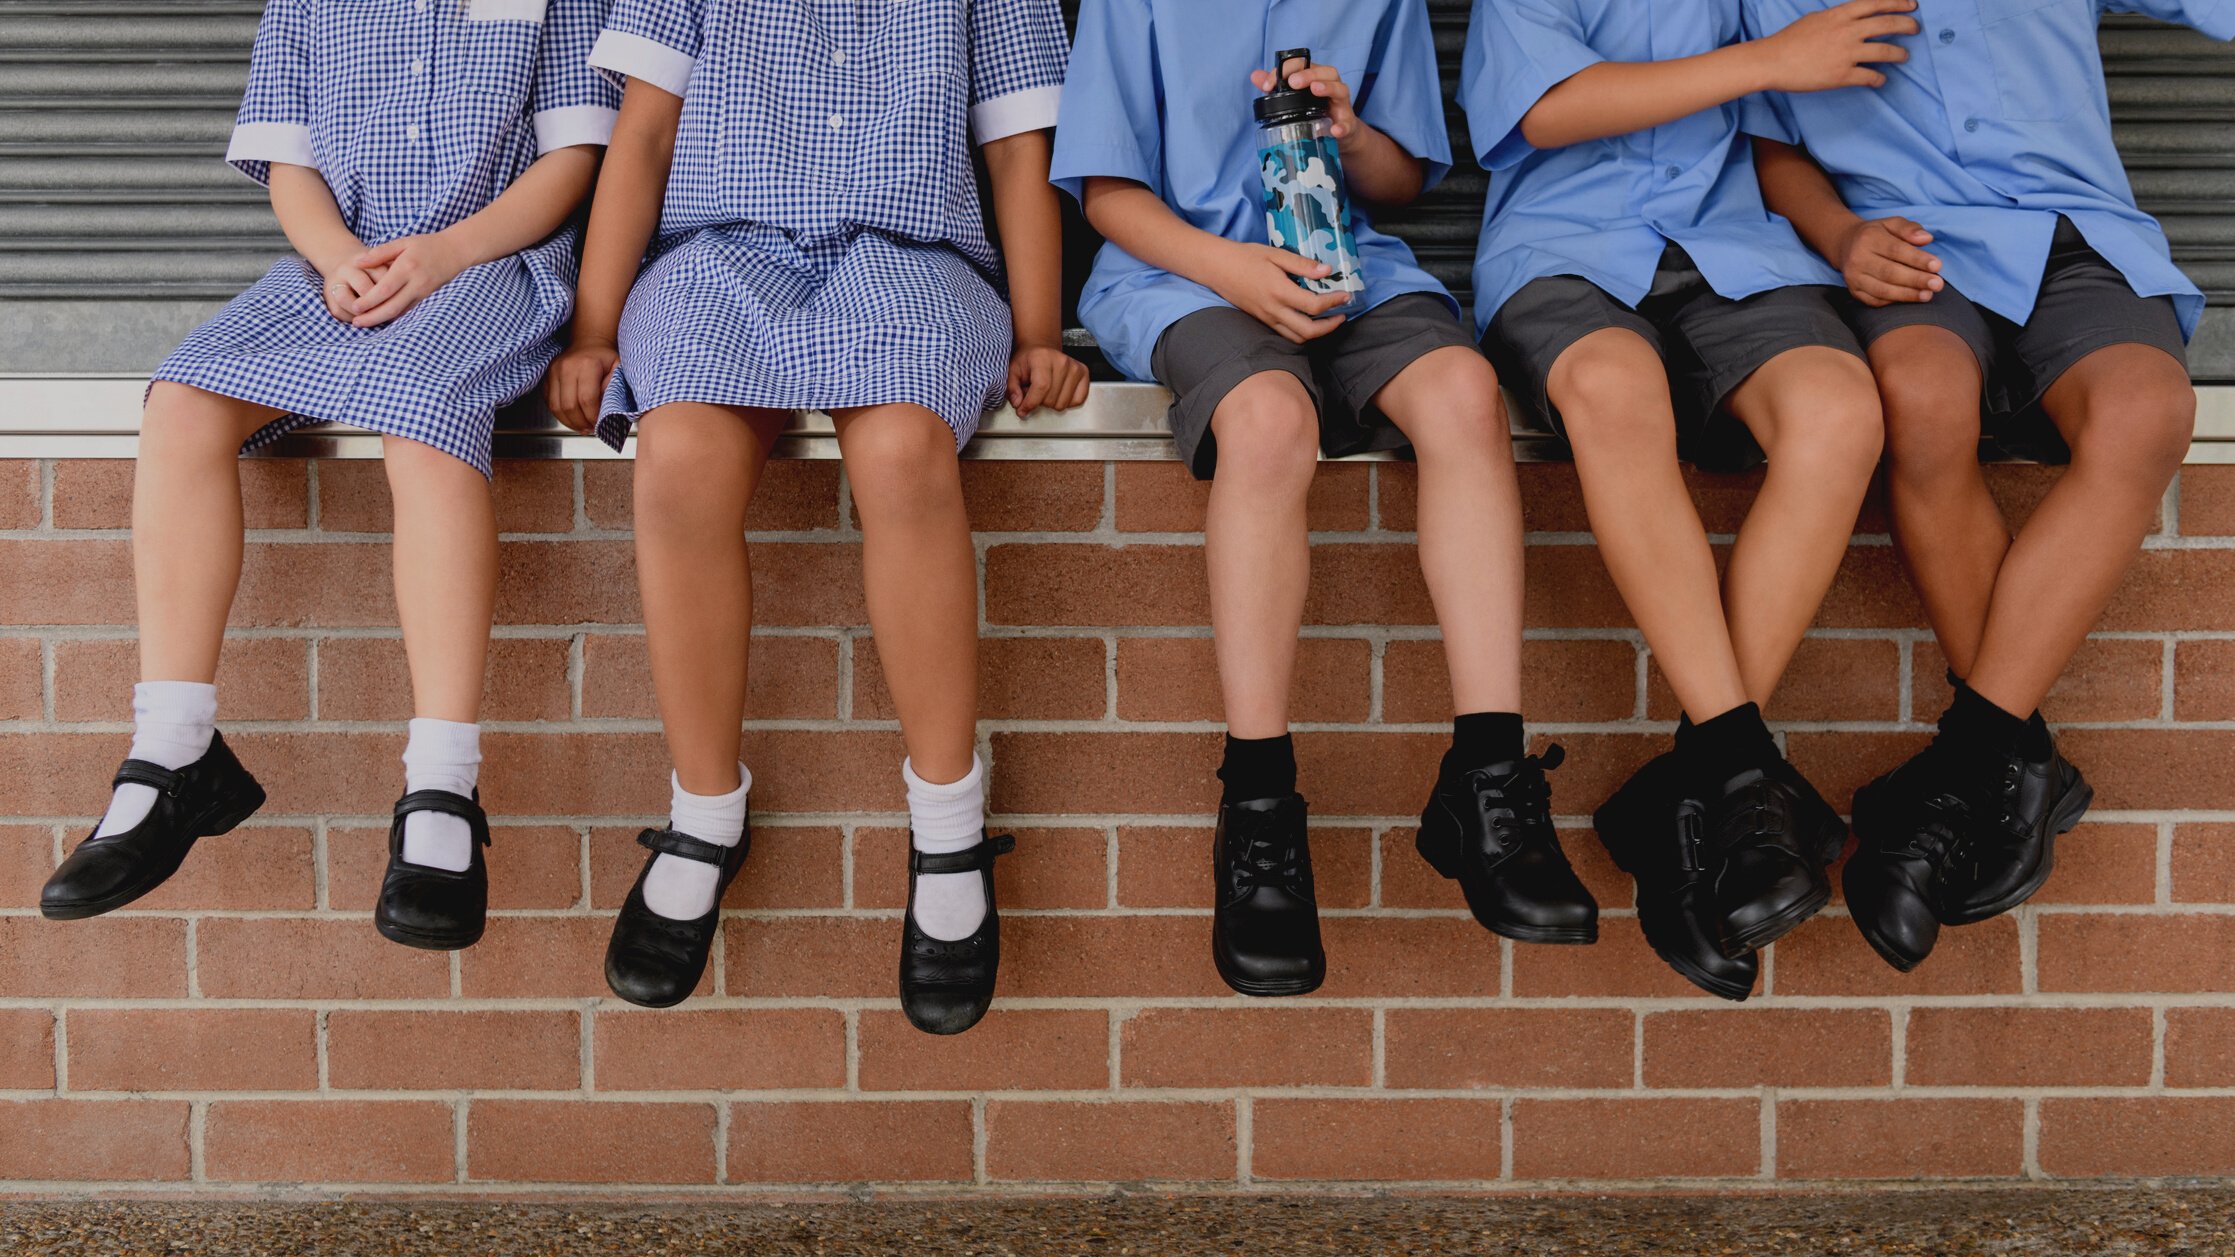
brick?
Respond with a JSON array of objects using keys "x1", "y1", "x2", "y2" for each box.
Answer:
[
  {"x1": 234, "y1": 541, "x2": 397, "y2": 626},
  {"x1": 1385, "y1": 463, "x2": 1600, "y2": 535},
  {"x1": 580, "y1": 632, "x2": 840, "y2": 721},
  {"x1": 2172, "y1": 823, "x2": 2235, "y2": 903},
  {"x1": 853, "y1": 825, "x2": 1108, "y2": 911},
  {"x1": 859, "y1": 1009, "x2": 1108, "y2": 1092},
  {"x1": 2, "y1": 539, "x2": 134, "y2": 625},
  {"x1": 1385, "y1": 636, "x2": 1638, "y2": 725},
  {"x1": 2037, "y1": 913, "x2": 2235, "y2": 993},
  {"x1": 1381, "y1": 823, "x2": 1629, "y2": 913},
  {"x1": 1320, "y1": 917, "x2": 1502, "y2": 998},
  {"x1": 331, "y1": 824, "x2": 582, "y2": 912},
  {"x1": 985, "y1": 543, "x2": 1207, "y2": 627},
  {"x1": 0, "y1": 636, "x2": 41, "y2": 720},
  {"x1": 729, "y1": 1101, "x2": 974, "y2": 1183},
  {"x1": 2180, "y1": 464, "x2": 2235, "y2": 535},
  {"x1": 205, "y1": 1100, "x2": 454, "y2": 1183},
  {"x1": 0, "y1": 917, "x2": 185, "y2": 998},
  {"x1": 1817, "y1": 545, "x2": 1930, "y2": 629},
  {"x1": 491, "y1": 460, "x2": 578, "y2": 534},
  {"x1": 990, "y1": 731, "x2": 1221, "y2": 815},
  {"x1": 986, "y1": 1100, "x2": 1235, "y2": 1182},
  {"x1": 0, "y1": 1010, "x2": 55, "y2": 1089},
  {"x1": 54, "y1": 636, "x2": 309, "y2": 723},
  {"x1": 1511, "y1": 919, "x2": 1709, "y2": 999},
  {"x1": 1905, "y1": 1007, "x2": 2153, "y2": 1087},
  {"x1": 0, "y1": 460, "x2": 40, "y2": 529},
  {"x1": 462, "y1": 916, "x2": 637, "y2": 999},
  {"x1": 1383, "y1": 1009, "x2": 1633, "y2": 1090},
  {"x1": 2098, "y1": 549, "x2": 2235, "y2": 632},
  {"x1": 1252, "y1": 1099, "x2": 1499, "y2": 1182},
  {"x1": 469, "y1": 1100, "x2": 716, "y2": 1183},
  {"x1": 328, "y1": 1011, "x2": 581, "y2": 1092},
  {"x1": 1643, "y1": 1008, "x2": 1892, "y2": 1088},
  {"x1": 1777, "y1": 1099, "x2": 2025, "y2": 1179},
  {"x1": 1513, "y1": 1098, "x2": 1761, "y2": 1180},
  {"x1": 481, "y1": 729, "x2": 906, "y2": 816},
  {"x1": 1119, "y1": 1008, "x2": 1370, "y2": 1089},
  {"x1": 209, "y1": 730, "x2": 406, "y2": 815},
  {"x1": 594, "y1": 1009, "x2": 844, "y2": 1092},
  {"x1": 1113, "y1": 824, "x2": 1368, "y2": 910},
  {"x1": 590, "y1": 824, "x2": 840, "y2": 911},
  {"x1": 197, "y1": 918, "x2": 447, "y2": 1000},
  {"x1": 52, "y1": 460, "x2": 307, "y2": 531},
  {"x1": 958, "y1": 460, "x2": 1106, "y2": 532},
  {"x1": 1771, "y1": 915, "x2": 2021, "y2": 997},
  {"x1": 995, "y1": 915, "x2": 1230, "y2": 999},
  {"x1": 68, "y1": 1008, "x2": 318, "y2": 1092},
  {"x1": 1650, "y1": 636, "x2": 1901, "y2": 723},
  {"x1": 2039, "y1": 1098, "x2": 2235, "y2": 1177},
  {"x1": 1302, "y1": 545, "x2": 1435, "y2": 626},
  {"x1": 0, "y1": 1100, "x2": 190, "y2": 1182},
  {"x1": 1115, "y1": 635, "x2": 1367, "y2": 723},
  {"x1": 2031, "y1": 823, "x2": 2158, "y2": 906},
  {"x1": 492, "y1": 539, "x2": 640, "y2": 626},
  {"x1": 0, "y1": 824, "x2": 52, "y2": 908},
  {"x1": 2165, "y1": 1009, "x2": 2235, "y2": 1088},
  {"x1": 583, "y1": 459, "x2": 844, "y2": 532},
  {"x1": 1983, "y1": 464, "x2": 2075, "y2": 533},
  {"x1": 723, "y1": 917, "x2": 890, "y2": 998},
  {"x1": 1915, "y1": 637, "x2": 2164, "y2": 724},
  {"x1": 316, "y1": 635, "x2": 572, "y2": 721},
  {"x1": 1113, "y1": 460, "x2": 1368, "y2": 533},
  {"x1": 857, "y1": 634, "x2": 1105, "y2": 721},
  {"x1": 2176, "y1": 639, "x2": 2235, "y2": 721},
  {"x1": 1783, "y1": 731, "x2": 1930, "y2": 813},
  {"x1": 133, "y1": 825, "x2": 315, "y2": 912}
]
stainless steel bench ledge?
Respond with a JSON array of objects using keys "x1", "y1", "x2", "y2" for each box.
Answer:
[{"x1": 4, "y1": 374, "x2": 2234, "y2": 464}]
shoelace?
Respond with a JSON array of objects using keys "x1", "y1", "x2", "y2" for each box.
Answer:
[
  {"x1": 1896, "y1": 790, "x2": 1975, "y2": 870},
  {"x1": 1227, "y1": 811, "x2": 1307, "y2": 896},
  {"x1": 1467, "y1": 745, "x2": 1565, "y2": 850}
]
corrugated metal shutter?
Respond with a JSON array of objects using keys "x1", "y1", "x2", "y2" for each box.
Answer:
[{"x1": 3, "y1": 0, "x2": 2231, "y2": 373}]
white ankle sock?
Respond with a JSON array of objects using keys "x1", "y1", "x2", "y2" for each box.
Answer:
[
  {"x1": 645, "y1": 766, "x2": 750, "y2": 921},
  {"x1": 96, "y1": 681, "x2": 218, "y2": 838},
  {"x1": 401, "y1": 718, "x2": 482, "y2": 872},
  {"x1": 905, "y1": 756, "x2": 988, "y2": 942}
]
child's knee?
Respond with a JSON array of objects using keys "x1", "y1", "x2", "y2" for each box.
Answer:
[
  {"x1": 841, "y1": 407, "x2": 961, "y2": 515},
  {"x1": 1397, "y1": 360, "x2": 1511, "y2": 460},
  {"x1": 380, "y1": 435, "x2": 478, "y2": 488},
  {"x1": 2071, "y1": 380, "x2": 2195, "y2": 483},
  {"x1": 139, "y1": 384, "x2": 252, "y2": 458},
  {"x1": 1209, "y1": 373, "x2": 1322, "y2": 490},
  {"x1": 1764, "y1": 395, "x2": 1885, "y2": 484}
]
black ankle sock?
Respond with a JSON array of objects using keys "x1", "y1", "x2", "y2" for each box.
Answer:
[
  {"x1": 1219, "y1": 733, "x2": 1297, "y2": 804},
  {"x1": 1675, "y1": 702, "x2": 1779, "y2": 784},
  {"x1": 1939, "y1": 683, "x2": 2028, "y2": 756},
  {"x1": 1446, "y1": 711, "x2": 1525, "y2": 772}
]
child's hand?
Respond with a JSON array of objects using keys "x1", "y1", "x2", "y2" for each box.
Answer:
[
  {"x1": 320, "y1": 264, "x2": 380, "y2": 323},
  {"x1": 1250, "y1": 62, "x2": 1362, "y2": 143},
  {"x1": 342, "y1": 232, "x2": 471, "y2": 328},
  {"x1": 1008, "y1": 344, "x2": 1090, "y2": 417},
  {"x1": 1757, "y1": 0, "x2": 1918, "y2": 93},
  {"x1": 547, "y1": 340, "x2": 619, "y2": 434},
  {"x1": 1207, "y1": 242, "x2": 1351, "y2": 344},
  {"x1": 1837, "y1": 216, "x2": 1943, "y2": 306}
]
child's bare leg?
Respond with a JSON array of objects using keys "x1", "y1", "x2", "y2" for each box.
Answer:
[
  {"x1": 1547, "y1": 329, "x2": 1747, "y2": 722},
  {"x1": 1372, "y1": 347, "x2": 1525, "y2": 716},
  {"x1": 1720, "y1": 347, "x2": 1886, "y2": 707},
  {"x1": 1873, "y1": 326, "x2": 2005, "y2": 677},
  {"x1": 1205, "y1": 372, "x2": 1319, "y2": 743},
  {"x1": 133, "y1": 383, "x2": 281, "y2": 683},
  {"x1": 1966, "y1": 345, "x2": 2193, "y2": 716}
]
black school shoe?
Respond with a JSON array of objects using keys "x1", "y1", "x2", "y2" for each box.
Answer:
[
  {"x1": 1594, "y1": 753, "x2": 1757, "y2": 1001},
  {"x1": 1941, "y1": 734, "x2": 2091, "y2": 924},
  {"x1": 1417, "y1": 745, "x2": 1597, "y2": 944},
  {"x1": 1211, "y1": 794, "x2": 1326, "y2": 997},
  {"x1": 1848, "y1": 754, "x2": 1971, "y2": 971},
  {"x1": 1701, "y1": 762, "x2": 1847, "y2": 956},
  {"x1": 605, "y1": 821, "x2": 750, "y2": 1008},
  {"x1": 374, "y1": 790, "x2": 492, "y2": 951},
  {"x1": 42, "y1": 730, "x2": 266, "y2": 920},
  {"x1": 899, "y1": 831, "x2": 1014, "y2": 1036}
]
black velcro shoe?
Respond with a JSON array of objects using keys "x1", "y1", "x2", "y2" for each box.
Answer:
[
  {"x1": 1211, "y1": 794, "x2": 1326, "y2": 997},
  {"x1": 1942, "y1": 735, "x2": 2091, "y2": 925},
  {"x1": 605, "y1": 821, "x2": 750, "y2": 1009},
  {"x1": 1848, "y1": 754, "x2": 1972, "y2": 971},
  {"x1": 1704, "y1": 765, "x2": 1845, "y2": 956},
  {"x1": 1417, "y1": 744, "x2": 1597, "y2": 945},
  {"x1": 1595, "y1": 753, "x2": 1757, "y2": 1001},
  {"x1": 899, "y1": 832, "x2": 1014, "y2": 1036},
  {"x1": 374, "y1": 790, "x2": 492, "y2": 951},
  {"x1": 42, "y1": 730, "x2": 266, "y2": 921}
]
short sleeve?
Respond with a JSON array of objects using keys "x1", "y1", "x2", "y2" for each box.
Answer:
[
  {"x1": 1457, "y1": 0, "x2": 1605, "y2": 171},
  {"x1": 1048, "y1": 0, "x2": 1161, "y2": 204},
  {"x1": 533, "y1": 0, "x2": 622, "y2": 152},
  {"x1": 587, "y1": 0, "x2": 702, "y2": 97},
  {"x1": 2101, "y1": 0, "x2": 2235, "y2": 37},
  {"x1": 1734, "y1": 1, "x2": 1802, "y2": 142},
  {"x1": 1359, "y1": 0, "x2": 1455, "y2": 192},
  {"x1": 969, "y1": 0, "x2": 1069, "y2": 143},
  {"x1": 225, "y1": 0, "x2": 316, "y2": 185}
]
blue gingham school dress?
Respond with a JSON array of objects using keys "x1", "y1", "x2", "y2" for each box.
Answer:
[
  {"x1": 152, "y1": 0, "x2": 621, "y2": 476},
  {"x1": 586, "y1": 0, "x2": 1068, "y2": 451}
]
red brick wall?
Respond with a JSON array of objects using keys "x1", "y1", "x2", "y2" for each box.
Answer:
[{"x1": 2, "y1": 454, "x2": 2233, "y2": 1191}]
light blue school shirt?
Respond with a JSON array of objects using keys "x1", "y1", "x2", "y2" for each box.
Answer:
[
  {"x1": 1461, "y1": 0, "x2": 1844, "y2": 335},
  {"x1": 1744, "y1": 0, "x2": 2234, "y2": 341},
  {"x1": 1050, "y1": 0, "x2": 1459, "y2": 382}
]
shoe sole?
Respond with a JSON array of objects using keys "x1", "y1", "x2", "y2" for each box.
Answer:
[
  {"x1": 604, "y1": 958, "x2": 703, "y2": 1010},
  {"x1": 1722, "y1": 880, "x2": 1833, "y2": 957},
  {"x1": 1418, "y1": 813, "x2": 1598, "y2": 946},
  {"x1": 1212, "y1": 942, "x2": 1324, "y2": 998},
  {"x1": 1940, "y1": 777, "x2": 2090, "y2": 926},
  {"x1": 1651, "y1": 939, "x2": 1756, "y2": 1001},
  {"x1": 375, "y1": 915, "x2": 486, "y2": 952},
  {"x1": 40, "y1": 783, "x2": 268, "y2": 921}
]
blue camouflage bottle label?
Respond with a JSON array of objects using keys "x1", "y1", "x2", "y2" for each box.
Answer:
[{"x1": 1258, "y1": 123, "x2": 1365, "y2": 305}]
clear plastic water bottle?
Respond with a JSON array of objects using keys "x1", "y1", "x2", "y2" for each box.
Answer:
[{"x1": 1254, "y1": 47, "x2": 1365, "y2": 307}]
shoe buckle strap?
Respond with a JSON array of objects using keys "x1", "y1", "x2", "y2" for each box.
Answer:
[
  {"x1": 112, "y1": 759, "x2": 184, "y2": 797},
  {"x1": 637, "y1": 826, "x2": 741, "y2": 866},
  {"x1": 393, "y1": 789, "x2": 493, "y2": 846},
  {"x1": 910, "y1": 832, "x2": 1014, "y2": 876}
]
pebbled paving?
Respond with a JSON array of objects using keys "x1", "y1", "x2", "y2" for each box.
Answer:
[{"x1": 0, "y1": 1189, "x2": 2231, "y2": 1256}]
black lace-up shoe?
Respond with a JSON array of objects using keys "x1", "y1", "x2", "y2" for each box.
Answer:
[
  {"x1": 1595, "y1": 753, "x2": 1757, "y2": 1000},
  {"x1": 899, "y1": 832, "x2": 1014, "y2": 1036},
  {"x1": 1211, "y1": 794, "x2": 1325, "y2": 997},
  {"x1": 374, "y1": 789, "x2": 491, "y2": 951},
  {"x1": 604, "y1": 821, "x2": 750, "y2": 1008},
  {"x1": 1847, "y1": 755, "x2": 1970, "y2": 971},
  {"x1": 1417, "y1": 744, "x2": 1596, "y2": 944},
  {"x1": 1941, "y1": 736, "x2": 2091, "y2": 924},
  {"x1": 42, "y1": 731, "x2": 266, "y2": 920},
  {"x1": 1701, "y1": 764, "x2": 1845, "y2": 956}
]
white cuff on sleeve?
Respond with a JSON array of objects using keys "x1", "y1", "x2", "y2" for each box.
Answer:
[
  {"x1": 972, "y1": 84, "x2": 1062, "y2": 145},
  {"x1": 226, "y1": 121, "x2": 315, "y2": 169},
  {"x1": 588, "y1": 30, "x2": 695, "y2": 97},
  {"x1": 535, "y1": 104, "x2": 619, "y2": 153}
]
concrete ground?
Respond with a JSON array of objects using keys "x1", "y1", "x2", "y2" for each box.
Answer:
[{"x1": 1, "y1": 1188, "x2": 2231, "y2": 1256}]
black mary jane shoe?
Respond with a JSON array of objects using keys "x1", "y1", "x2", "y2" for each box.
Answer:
[
  {"x1": 900, "y1": 831, "x2": 1015, "y2": 1036},
  {"x1": 375, "y1": 790, "x2": 493, "y2": 951},
  {"x1": 1595, "y1": 753, "x2": 1758, "y2": 1001},
  {"x1": 605, "y1": 821, "x2": 750, "y2": 1008},
  {"x1": 42, "y1": 730, "x2": 266, "y2": 921},
  {"x1": 1211, "y1": 795, "x2": 1327, "y2": 997},
  {"x1": 1417, "y1": 744, "x2": 1597, "y2": 945}
]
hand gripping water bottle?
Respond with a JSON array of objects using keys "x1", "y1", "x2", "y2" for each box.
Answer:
[{"x1": 1254, "y1": 47, "x2": 1366, "y2": 307}]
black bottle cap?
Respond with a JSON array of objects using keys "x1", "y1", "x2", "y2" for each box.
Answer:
[{"x1": 1253, "y1": 47, "x2": 1329, "y2": 127}]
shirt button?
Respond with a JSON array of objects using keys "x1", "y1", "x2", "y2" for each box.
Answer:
[
  {"x1": 406, "y1": 123, "x2": 422, "y2": 141},
  {"x1": 831, "y1": 50, "x2": 848, "y2": 66},
  {"x1": 1664, "y1": 164, "x2": 1681, "y2": 179},
  {"x1": 828, "y1": 114, "x2": 845, "y2": 129},
  {"x1": 1939, "y1": 27, "x2": 1956, "y2": 42},
  {"x1": 410, "y1": 58, "x2": 424, "y2": 75},
  {"x1": 415, "y1": 0, "x2": 427, "y2": 9},
  {"x1": 1964, "y1": 117, "x2": 1980, "y2": 132}
]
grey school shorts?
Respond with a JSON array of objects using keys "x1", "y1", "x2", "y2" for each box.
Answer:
[
  {"x1": 1149, "y1": 293, "x2": 1479, "y2": 480},
  {"x1": 1484, "y1": 244, "x2": 1864, "y2": 470}
]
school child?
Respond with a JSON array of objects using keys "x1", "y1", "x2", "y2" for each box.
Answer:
[
  {"x1": 1053, "y1": 0, "x2": 1599, "y2": 1000},
  {"x1": 1745, "y1": 0, "x2": 2226, "y2": 970},
  {"x1": 38, "y1": 0, "x2": 617, "y2": 952},
  {"x1": 546, "y1": 0, "x2": 1085, "y2": 1032},
  {"x1": 1463, "y1": 0, "x2": 1913, "y2": 997}
]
